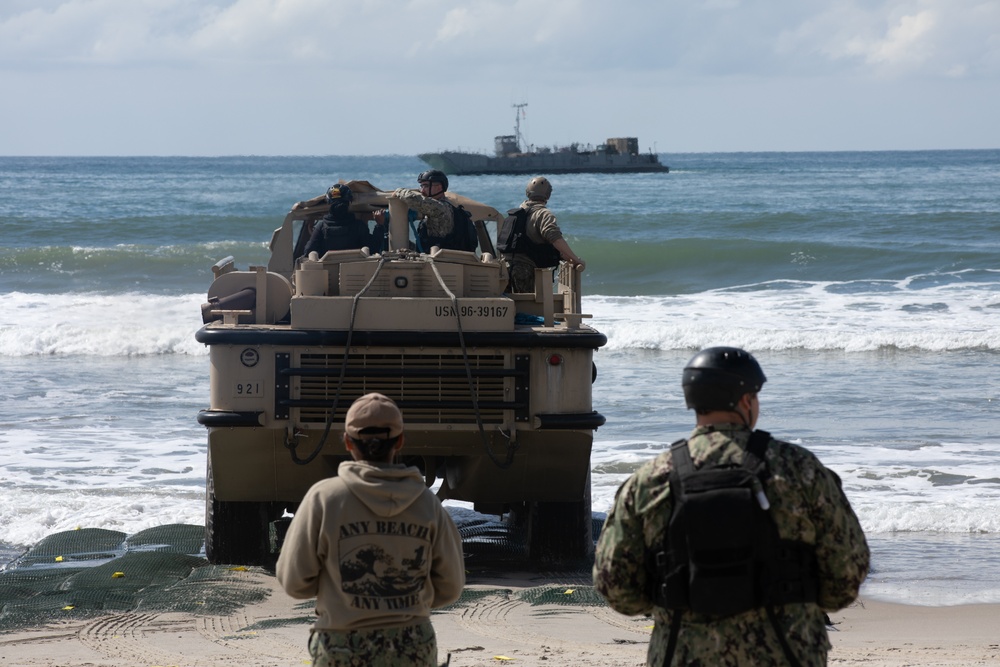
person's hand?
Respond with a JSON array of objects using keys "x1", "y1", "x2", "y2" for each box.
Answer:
[
  {"x1": 560, "y1": 252, "x2": 585, "y2": 271},
  {"x1": 372, "y1": 209, "x2": 386, "y2": 225}
]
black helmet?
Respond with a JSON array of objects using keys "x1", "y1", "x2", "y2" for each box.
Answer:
[
  {"x1": 326, "y1": 183, "x2": 353, "y2": 204},
  {"x1": 682, "y1": 347, "x2": 766, "y2": 411},
  {"x1": 417, "y1": 169, "x2": 449, "y2": 191}
]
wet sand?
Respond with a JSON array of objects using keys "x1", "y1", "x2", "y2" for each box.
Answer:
[{"x1": 1, "y1": 567, "x2": 998, "y2": 666}]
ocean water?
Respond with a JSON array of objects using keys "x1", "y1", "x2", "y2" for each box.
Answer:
[{"x1": 2, "y1": 152, "x2": 1000, "y2": 606}]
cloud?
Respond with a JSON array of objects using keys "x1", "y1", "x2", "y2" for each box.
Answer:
[
  {"x1": 869, "y1": 11, "x2": 935, "y2": 65},
  {"x1": 778, "y1": 1, "x2": 999, "y2": 79},
  {"x1": 1, "y1": 0, "x2": 997, "y2": 154},
  {"x1": 0, "y1": 0, "x2": 214, "y2": 65},
  {"x1": 1, "y1": 0, "x2": 997, "y2": 81}
]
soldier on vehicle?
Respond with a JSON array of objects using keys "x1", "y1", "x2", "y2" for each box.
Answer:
[
  {"x1": 497, "y1": 176, "x2": 585, "y2": 293},
  {"x1": 388, "y1": 169, "x2": 478, "y2": 252},
  {"x1": 276, "y1": 393, "x2": 466, "y2": 667},
  {"x1": 300, "y1": 184, "x2": 385, "y2": 259},
  {"x1": 593, "y1": 347, "x2": 870, "y2": 667}
]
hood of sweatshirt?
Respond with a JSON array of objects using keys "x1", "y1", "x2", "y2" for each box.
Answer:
[{"x1": 336, "y1": 460, "x2": 427, "y2": 518}]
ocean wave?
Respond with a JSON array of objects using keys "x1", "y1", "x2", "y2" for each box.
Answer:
[
  {"x1": 3, "y1": 272, "x2": 1000, "y2": 356},
  {"x1": 0, "y1": 243, "x2": 271, "y2": 295},
  {"x1": 0, "y1": 292, "x2": 208, "y2": 357},
  {"x1": 588, "y1": 274, "x2": 1000, "y2": 352}
]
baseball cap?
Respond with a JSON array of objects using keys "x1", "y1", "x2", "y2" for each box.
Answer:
[{"x1": 345, "y1": 393, "x2": 404, "y2": 439}]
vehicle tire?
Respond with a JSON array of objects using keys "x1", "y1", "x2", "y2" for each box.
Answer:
[
  {"x1": 205, "y1": 456, "x2": 274, "y2": 567},
  {"x1": 515, "y1": 472, "x2": 594, "y2": 563}
]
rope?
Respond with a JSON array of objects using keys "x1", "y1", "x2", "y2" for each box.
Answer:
[
  {"x1": 428, "y1": 259, "x2": 517, "y2": 469},
  {"x1": 285, "y1": 255, "x2": 388, "y2": 465}
]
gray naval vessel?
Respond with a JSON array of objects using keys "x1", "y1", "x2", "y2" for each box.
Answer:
[
  {"x1": 196, "y1": 180, "x2": 606, "y2": 566},
  {"x1": 419, "y1": 103, "x2": 668, "y2": 175}
]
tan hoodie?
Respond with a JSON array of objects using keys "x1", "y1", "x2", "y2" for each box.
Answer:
[{"x1": 276, "y1": 460, "x2": 465, "y2": 631}]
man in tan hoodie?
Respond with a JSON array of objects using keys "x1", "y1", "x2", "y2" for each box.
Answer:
[{"x1": 277, "y1": 393, "x2": 465, "y2": 666}]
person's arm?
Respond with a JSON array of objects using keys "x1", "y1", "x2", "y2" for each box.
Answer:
[
  {"x1": 301, "y1": 222, "x2": 325, "y2": 259},
  {"x1": 275, "y1": 488, "x2": 324, "y2": 599},
  {"x1": 593, "y1": 475, "x2": 655, "y2": 616},
  {"x1": 551, "y1": 237, "x2": 585, "y2": 270},
  {"x1": 808, "y1": 464, "x2": 871, "y2": 611},
  {"x1": 429, "y1": 503, "x2": 466, "y2": 608},
  {"x1": 535, "y1": 207, "x2": 585, "y2": 270},
  {"x1": 392, "y1": 188, "x2": 453, "y2": 238}
]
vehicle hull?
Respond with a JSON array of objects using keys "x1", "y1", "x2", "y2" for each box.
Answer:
[
  {"x1": 197, "y1": 326, "x2": 604, "y2": 507},
  {"x1": 419, "y1": 150, "x2": 668, "y2": 175}
]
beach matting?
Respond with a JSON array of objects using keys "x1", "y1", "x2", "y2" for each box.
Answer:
[
  {"x1": 2, "y1": 524, "x2": 999, "y2": 665},
  {"x1": 1, "y1": 566, "x2": 999, "y2": 666}
]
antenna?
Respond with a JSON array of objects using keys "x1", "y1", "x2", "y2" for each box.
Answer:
[{"x1": 512, "y1": 102, "x2": 528, "y2": 152}]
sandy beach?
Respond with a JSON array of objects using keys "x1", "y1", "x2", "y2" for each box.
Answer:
[{"x1": 1, "y1": 565, "x2": 998, "y2": 667}]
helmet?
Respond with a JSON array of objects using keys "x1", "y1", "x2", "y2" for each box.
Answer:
[
  {"x1": 326, "y1": 183, "x2": 353, "y2": 204},
  {"x1": 417, "y1": 169, "x2": 449, "y2": 191},
  {"x1": 682, "y1": 347, "x2": 766, "y2": 411},
  {"x1": 526, "y1": 176, "x2": 552, "y2": 201}
]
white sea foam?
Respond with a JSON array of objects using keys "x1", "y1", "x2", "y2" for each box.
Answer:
[
  {"x1": 3, "y1": 277, "x2": 999, "y2": 358},
  {"x1": 588, "y1": 276, "x2": 1000, "y2": 352},
  {"x1": 0, "y1": 488, "x2": 205, "y2": 548},
  {"x1": 590, "y1": 437, "x2": 1000, "y2": 535},
  {"x1": 0, "y1": 292, "x2": 208, "y2": 356}
]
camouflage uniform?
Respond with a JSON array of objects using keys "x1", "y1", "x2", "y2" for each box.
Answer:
[
  {"x1": 392, "y1": 188, "x2": 453, "y2": 242},
  {"x1": 309, "y1": 620, "x2": 437, "y2": 667},
  {"x1": 506, "y1": 200, "x2": 564, "y2": 293},
  {"x1": 593, "y1": 423, "x2": 869, "y2": 667}
]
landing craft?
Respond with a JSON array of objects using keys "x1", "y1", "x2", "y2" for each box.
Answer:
[
  {"x1": 196, "y1": 180, "x2": 606, "y2": 565},
  {"x1": 419, "y1": 102, "x2": 668, "y2": 175}
]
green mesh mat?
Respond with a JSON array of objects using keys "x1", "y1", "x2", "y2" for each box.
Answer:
[
  {"x1": 435, "y1": 585, "x2": 607, "y2": 614},
  {"x1": 0, "y1": 524, "x2": 270, "y2": 632},
  {"x1": 435, "y1": 586, "x2": 509, "y2": 612},
  {"x1": 125, "y1": 524, "x2": 206, "y2": 554},
  {"x1": 518, "y1": 585, "x2": 606, "y2": 606},
  {"x1": 14, "y1": 528, "x2": 127, "y2": 566},
  {"x1": 1, "y1": 519, "x2": 609, "y2": 633}
]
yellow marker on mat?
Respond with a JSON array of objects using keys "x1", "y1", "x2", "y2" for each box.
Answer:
[
  {"x1": 228, "y1": 566, "x2": 248, "y2": 571},
  {"x1": 62, "y1": 605, "x2": 74, "y2": 611},
  {"x1": 112, "y1": 571, "x2": 125, "y2": 578},
  {"x1": 55, "y1": 556, "x2": 64, "y2": 562},
  {"x1": 563, "y1": 589, "x2": 575, "y2": 595},
  {"x1": 493, "y1": 657, "x2": 514, "y2": 662}
]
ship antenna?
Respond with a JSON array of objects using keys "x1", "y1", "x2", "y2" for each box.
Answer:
[{"x1": 512, "y1": 102, "x2": 527, "y2": 152}]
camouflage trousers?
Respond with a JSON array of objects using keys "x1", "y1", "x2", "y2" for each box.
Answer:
[
  {"x1": 506, "y1": 256, "x2": 550, "y2": 294},
  {"x1": 308, "y1": 620, "x2": 438, "y2": 667}
]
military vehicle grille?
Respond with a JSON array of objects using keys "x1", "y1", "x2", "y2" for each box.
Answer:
[{"x1": 275, "y1": 352, "x2": 529, "y2": 425}]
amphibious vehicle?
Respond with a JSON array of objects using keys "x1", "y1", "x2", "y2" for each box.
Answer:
[{"x1": 196, "y1": 181, "x2": 606, "y2": 565}]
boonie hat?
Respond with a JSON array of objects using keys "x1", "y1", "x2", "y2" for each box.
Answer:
[{"x1": 345, "y1": 393, "x2": 404, "y2": 439}]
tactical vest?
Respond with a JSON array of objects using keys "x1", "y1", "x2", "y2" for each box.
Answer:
[
  {"x1": 418, "y1": 202, "x2": 478, "y2": 252},
  {"x1": 304, "y1": 213, "x2": 372, "y2": 256},
  {"x1": 652, "y1": 430, "x2": 818, "y2": 667},
  {"x1": 497, "y1": 207, "x2": 562, "y2": 268}
]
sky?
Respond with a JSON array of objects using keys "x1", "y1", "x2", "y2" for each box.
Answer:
[{"x1": 1, "y1": 0, "x2": 998, "y2": 156}]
